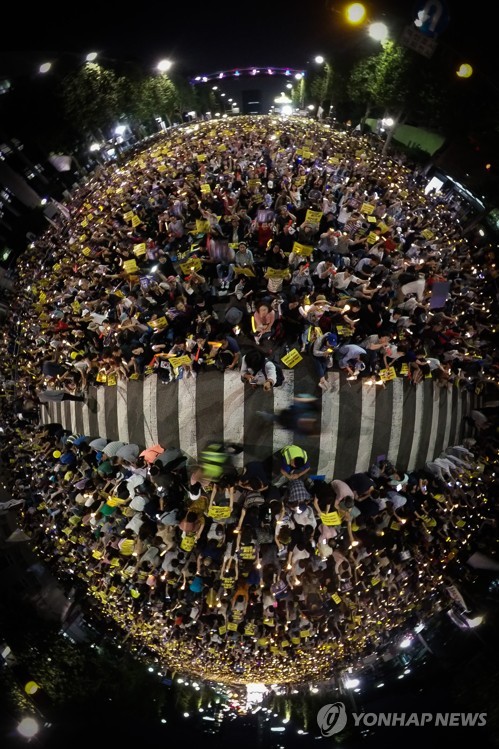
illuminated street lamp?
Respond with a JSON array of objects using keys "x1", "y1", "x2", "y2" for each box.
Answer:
[
  {"x1": 457, "y1": 63, "x2": 473, "y2": 78},
  {"x1": 85, "y1": 52, "x2": 98, "y2": 62},
  {"x1": 39, "y1": 62, "x2": 52, "y2": 74},
  {"x1": 17, "y1": 717, "x2": 40, "y2": 739},
  {"x1": 314, "y1": 55, "x2": 324, "y2": 64},
  {"x1": 156, "y1": 59, "x2": 173, "y2": 73},
  {"x1": 345, "y1": 2, "x2": 366, "y2": 24},
  {"x1": 368, "y1": 21, "x2": 389, "y2": 43}
]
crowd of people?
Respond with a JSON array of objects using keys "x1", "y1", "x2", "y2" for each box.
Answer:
[
  {"x1": 0, "y1": 115, "x2": 498, "y2": 685},
  {"x1": 1, "y1": 115, "x2": 496, "y2": 406}
]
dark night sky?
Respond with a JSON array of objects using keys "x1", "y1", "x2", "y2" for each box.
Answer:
[{"x1": 1, "y1": 1, "x2": 495, "y2": 78}]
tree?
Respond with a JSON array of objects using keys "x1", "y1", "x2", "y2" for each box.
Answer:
[
  {"x1": 61, "y1": 63, "x2": 121, "y2": 143},
  {"x1": 347, "y1": 41, "x2": 424, "y2": 153}
]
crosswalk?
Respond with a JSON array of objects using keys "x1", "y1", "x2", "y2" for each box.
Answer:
[{"x1": 39, "y1": 361, "x2": 481, "y2": 480}]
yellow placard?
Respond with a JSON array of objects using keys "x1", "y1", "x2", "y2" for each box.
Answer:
[
  {"x1": 295, "y1": 148, "x2": 303, "y2": 157},
  {"x1": 107, "y1": 373, "x2": 118, "y2": 387},
  {"x1": 168, "y1": 355, "x2": 192, "y2": 368},
  {"x1": 336, "y1": 325, "x2": 351, "y2": 336},
  {"x1": 227, "y1": 622, "x2": 238, "y2": 632},
  {"x1": 71, "y1": 301, "x2": 81, "y2": 314},
  {"x1": 367, "y1": 231, "x2": 380, "y2": 245},
  {"x1": 207, "y1": 505, "x2": 232, "y2": 519},
  {"x1": 200, "y1": 183, "x2": 211, "y2": 194},
  {"x1": 81, "y1": 219, "x2": 88, "y2": 228},
  {"x1": 292, "y1": 241, "x2": 314, "y2": 257},
  {"x1": 305, "y1": 209, "x2": 323, "y2": 226},
  {"x1": 123, "y1": 259, "x2": 139, "y2": 275},
  {"x1": 149, "y1": 317, "x2": 168, "y2": 330},
  {"x1": 195, "y1": 219, "x2": 211, "y2": 234},
  {"x1": 131, "y1": 215, "x2": 142, "y2": 228},
  {"x1": 371, "y1": 577, "x2": 381, "y2": 586},
  {"x1": 247, "y1": 179, "x2": 261, "y2": 189},
  {"x1": 377, "y1": 221, "x2": 390, "y2": 234},
  {"x1": 82, "y1": 247, "x2": 92, "y2": 257},
  {"x1": 421, "y1": 228, "x2": 434, "y2": 240},
  {"x1": 300, "y1": 629, "x2": 311, "y2": 638},
  {"x1": 379, "y1": 367, "x2": 396, "y2": 382},
  {"x1": 367, "y1": 215, "x2": 377, "y2": 223},
  {"x1": 291, "y1": 636, "x2": 300, "y2": 645},
  {"x1": 329, "y1": 157, "x2": 340, "y2": 165},
  {"x1": 234, "y1": 266, "x2": 255, "y2": 277},
  {"x1": 399, "y1": 363, "x2": 409, "y2": 376},
  {"x1": 196, "y1": 154, "x2": 207, "y2": 162},
  {"x1": 265, "y1": 267, "x2": 290, "y2": 279},
  {"x1": 257, "y1": 638, "x2": 269, "y2": 646},
  {"x1": 361, "y1": 202, "x2": 375, "y2": 215},
  {"x1": 107, "y1": 495, "x2": 127, "y2": 507},
  {"x1": 179, "y1": 257, "x2": 203, "y2": 275},
  {"x1": 390, "y1": 521, "x2": 401, "y2": 531},
  {"x1": 133, "y1": 243, "x2": 147, "y2": 257},
  {"x1": 245, "y1": 624, "x2": 256, "y2": 636},
  {"x1": 332, "y1": 593, "x2": 341, "y2": 604},
  {"x1": 123, "y1": 210, "x2": 134, "y2": 221},
  {"x1": 180, "y1": 534, "x2": 196, "y2": 552},
  {"x1": 281, "y1": 348, "x2": 303, "y2": 369},
  {"x1": 320, "y1": 511, "x2": 342, "y2": 526}
]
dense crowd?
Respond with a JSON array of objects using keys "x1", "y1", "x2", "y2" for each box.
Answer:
[{"x1": 0, "y1": 115, "x2": 498, "y2": 685}]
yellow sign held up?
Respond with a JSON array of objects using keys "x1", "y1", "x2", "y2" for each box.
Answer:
[
  {"x1": 292, "y1": 241, "x2": 314, "y2": 257},
  {"x1": 133, "y1": 243, "x2": 147, "y2": 257},
  {"x1": 305, "y1": 209, "x2": 323, "y2": 227},
  {"x1": 149, "y1": 317, "x2": 168, "y2": 330},
  {"x1": 82, "y1": 247, "x2": 92, "y2": 257},
  {"x1": 379, "y1": 367, "x2": 396, "y2": 382},
  {"x1": 234, "y1": 266, "x2": 255, "y2": 277},
  {"x1": 168, "y1": 355, "x2": 192, "y2": 368},
  {"x1": 131, "y1": 215, "x2": 142, "y2": 228},
  {"x1": 265, "y1": 267, "x2": 290, "y2": 279},
  {"x1": 320, "y1": 511, "x2": 342, "y2": 526},
  {"x1": 361, "y1": 202, "x2": 375, "y2": 215},
  {"x1": 195, "y1": 219, "x2": 211, "y2": 234},
  {"x1": 123, "y1": 259, "x2": 139, "y2": 275},
  {"x1": 366, "y1": 231, "x2": 380, "y2": 245},
  {"x1": 281, "y1": 348, "x2": 303, "y2": 369},
  {"x1": 421, "y1": 228, "x2": 434, "y2": 240},
  {"x1": 179, "y1": 257, "x2": 203, "y2": 275}
]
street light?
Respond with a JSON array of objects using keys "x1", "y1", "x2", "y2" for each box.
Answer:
[
  {"x1": 17, "y1": 717, "x2": 40, "y2": 739},
  {"x1": 157, "y1": 59, "x2": 173, "y2": 73},
  {"x1": 345, "y1": 2, "x2": 366, "y2": 24},
  {"x1": 39, "y1": 62, "x2": 52, "y2": 74},
  {"x1": 314, "y1": 55, "x2": 324, "y2": 64},
  {"x1": 368, "y1": 21, "x2": 389, "y2": 43},
  {"x1": 86, "y1": 52, "x2": 98, "y2": 62}
]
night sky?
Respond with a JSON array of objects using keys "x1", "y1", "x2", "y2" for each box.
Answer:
[{"x1": 0, "y1": 1, "x2": 495, "y2": 78}]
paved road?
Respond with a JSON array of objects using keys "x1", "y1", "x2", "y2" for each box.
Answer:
[{"x1": 40, "y1": 358, "x2": 480, "y2": 479}]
